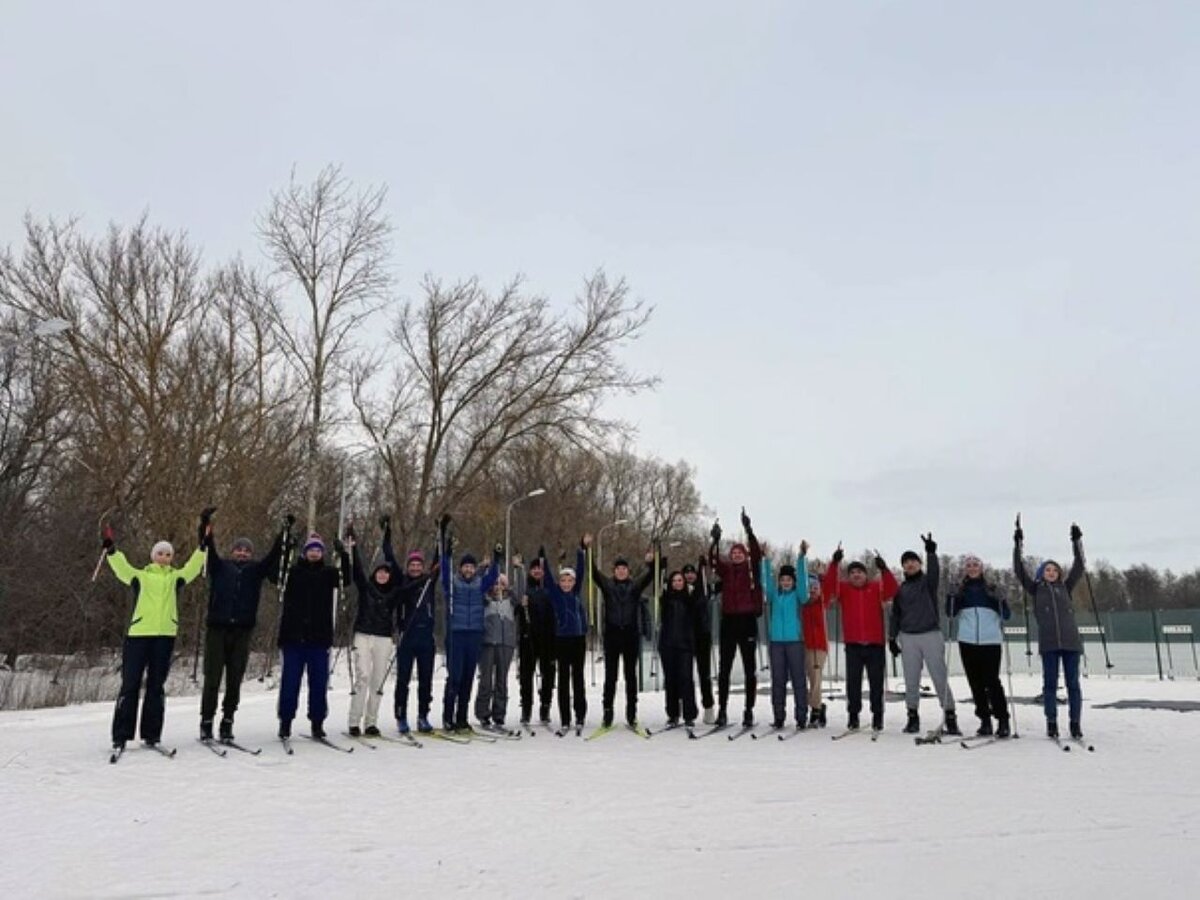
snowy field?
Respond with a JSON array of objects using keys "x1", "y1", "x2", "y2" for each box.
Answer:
[{"x1": 2, "y1": 670, "x2": 1198, "y2": 899}]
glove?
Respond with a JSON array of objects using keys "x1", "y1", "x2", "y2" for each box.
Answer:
[
  {"x1": 1013, "y1": 513, "x2": 1023, "y2": 546},
  {"x1": 200, "y1": 505, "x2": 217, "y2": 522},
  {"x1": 740, "y1": 507, "x2": 752, "y2": 532},
  {"x1": 333, "y1": 538, "x2": 346, "y2": 556},
  {"x1": 101, "y1": 523, "x2": 115, "y2": 555},
  {"x1": 1070, "y1": 523, "x2": 1082, "y2": 542},
  {"x1": 438, "y1": 513, "x2": 452, "y2": 532},
  {"x1": 198, "y1": 506, "x2": 217, "y2": 545},
  {"x1": 889, "y1": 639, "x2": 901, "y2": 658},
  {"x1": 345, "y1": 524, "x2": 357, "y2": 542},
  {"x1": 379, "y1": 513, "x2": 391, "y2": 532},
  {"x1": 494, "y1": 542, "x2": 503, "y2": 556},
  {"x1": 921, "y1": 532, "x2": 937, "y2": 553},
  {"x1": 874, "y1": 555, "x2": 888, "y2": 572},
  {"x1": 710, "y1": 521, "x2": 722, "y2": 543},
  {"x1": 832, "y1": 547, "x2": 844, "y2": 565}
]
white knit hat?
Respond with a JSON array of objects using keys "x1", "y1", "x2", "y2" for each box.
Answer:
[
  {"x1": 559, "y1": 567, "x2": 577, "y2": 580},
  {"x1": 151, "y1": 540, "x2": 174, "y2": 558}
]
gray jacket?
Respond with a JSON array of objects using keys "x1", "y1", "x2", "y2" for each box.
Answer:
[
  {"x1": 483, "y1": 588, "x2": 518, "y2": 648},
  {"x1": 890, "y1": 550, "x2": 941, "y2": 637},
  {"x1": 1013, "y1": 540, "x2": 1085, "y2": 654}
]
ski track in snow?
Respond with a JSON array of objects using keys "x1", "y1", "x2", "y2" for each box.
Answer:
[{"x1": 2, "y1": 673, "x2": 1199, "y2": 898}]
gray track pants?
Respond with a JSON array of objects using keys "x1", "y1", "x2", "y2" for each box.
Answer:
[
  {"x1": 899, "y1": 630, "x2": 956, "y2": 712},
  {"x1": 475, "y1": 644, "x2": 515, "y2": 724},
  {"x1": 769, "y1": 641, "x2": 807, "y2": 724}
]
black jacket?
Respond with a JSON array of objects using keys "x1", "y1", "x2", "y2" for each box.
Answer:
[
  {"x1": 396, "y1": 573, "x2": 437, "y2": 642},
  {"x1": 350, "y1": 544, "x2": 400, "y2": 638},
  {"x1": 890, "y1": 550, "x2": 941, "y2": 638},
  {"x1": 593, "y1": 559, "x2": 654, "y2": 632},
  {"x1": 277, "y1": 555, "x2": 349, "y2": 647},
  {"x1": 658, "y1": 587, "x2": 698, "y2": 652},
  {"x1": 517, "y1": 573, "x2": 557, "y2": 654},
  {"x1": 204, "y1": 533, "x2": 285, "y2": 628}
]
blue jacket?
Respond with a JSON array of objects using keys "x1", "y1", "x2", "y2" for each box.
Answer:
[
  {"x1": 947, "y1": 576, "x2": 1011, "y2": 646},
  {"x1": 545, "y1": 548, "x2": 589, "y2": 638},
  {"x1": 440, "y1": 545, "x2": 501, "y2": 634},
  {"x1": 762, "y1": 555, "x2": 810, "y2": 643}
]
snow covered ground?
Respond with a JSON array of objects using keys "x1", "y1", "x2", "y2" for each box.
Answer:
[{"x1": 2, "y1": 669, "x2": 1198, "y2": 899}]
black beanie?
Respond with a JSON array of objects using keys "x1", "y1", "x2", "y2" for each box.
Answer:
[
  {"x1": 900, "y1": 550, "x2": 921, "y2": 565},
  {"x1": 847, "y1": 561, "x2": 868, "y2": 574},
  {"x1": 778, "y1": 564, "x2": 797, "y2": 581}
]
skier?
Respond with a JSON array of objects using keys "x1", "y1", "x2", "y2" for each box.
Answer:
[
  {"x1": 889, "y1": 534, "x2": 959, "y2": 736},
  {"x1": 947, "y1": 554, "x2": 1012, "y2": 738},
  {"x1": 683, "y1": 561, "x2": 716, "y2": 724},
  {"x1": 438, "y1": 516, "x2": 501, "y2": 733},
  {"x1": 475, "y1": 573, "x2": 518, "y2": 729},
  {"x1": 761, "y1": 542, "x2": 812, "y2": 731},
  {"x1": 276, "y1": 532, "x2": 350, "y2": 740},
  {"x1": 381, "y1": 516, "x2": 437, "y2": 735},
  {"x1": 516, "y1": 553, "x2": 557, "y2": 727},
  {"x1": 709, "y1": 509, "x2": 764, "y2": 728},
  {"x1": 822, "y1": 547, "x2": 898, "y2": 731},
  {"x1": 803, "y1": 568, "x2": 831, "y2": 728},
  {"x1": 543, "y1": 545, "x2": 589, "y2": 733},
  {"x1": 102, "y1": 516, "x2": 207, "y2": 753},
  {"x1": 658, "y1": 570, "x2": 700, "y2": 727},
  {"x1": 344, "y1": 523, "x2": 400, "y2": 738},
  {"x1": 1013, "y1": 520, "x2": 1087, "y2": 739},
  {"x1": 199, "y1": 508, "x2": 289, "y2": 743},
  {"x1": 582, "y1": 533, "x2": 654, "y2": 729}
]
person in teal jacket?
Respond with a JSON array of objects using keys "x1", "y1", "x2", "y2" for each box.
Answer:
[
  {"x1": 762, "y1": 541, "x2": 812, "y2": 731},
  {"x1": 102, "y1": 515, "x2": 208, "y2": 751}
]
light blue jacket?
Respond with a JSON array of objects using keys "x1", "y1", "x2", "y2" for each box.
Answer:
[{"x1": 762, "y1": 555, "x2": 811, "y2": 643}]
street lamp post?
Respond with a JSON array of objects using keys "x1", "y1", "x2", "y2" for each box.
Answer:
[{"x1": 505, "y1": 488, "x2": 546, "y2": 580}]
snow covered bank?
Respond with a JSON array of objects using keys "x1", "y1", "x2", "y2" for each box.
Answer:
[{"x1": 2, "y1": 672, "x2": 1197, "y2": 899}]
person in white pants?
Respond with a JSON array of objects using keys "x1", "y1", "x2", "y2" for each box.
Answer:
[{"x1": 345, "y1": 527, "x2": 401, "y2": 737}]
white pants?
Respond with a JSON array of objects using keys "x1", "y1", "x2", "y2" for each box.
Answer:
[{"x1": 349, "y1": 633, "x2": 394, "y2": 729}]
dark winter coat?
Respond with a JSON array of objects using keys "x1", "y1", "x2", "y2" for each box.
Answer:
[
  {"x1": 349, "y1": 544, "x2": 400, "y2": 638},
  {"x1": 517, "y1": 571, "x2": 557, "y2": 654},
  {"x1": 710, "y1": 534, "x2": 764, "y2": 616},
  {"x1": 395, "y1": 574, "x2": 437, "y2": 642},
  {"x1": 440, "y1": 546, "x2": 501, "y2": 634},
  {"x1": 890, "y1": 550, "x2": 941, "y2": 638},
  {"x1": 658, "y1": 586, "x2": 698, "y2": 652},
  {"x1": 592, "y1": 557, "x2": 654, "y2": 633},
  {"x1": 689, "y1": 580, "x2": 712, "y2": 646},
  {"x1": 277, "y1": 554, "x2": 350, "y2": 647},
  {"x1": 1014, "y1": 540, "x2": 1085, "y2": 654},
  {"x1": 204, "y1": 533, "x2": 285, "y2": 629},
  {"x1": 545, "y1": 548, "x2": 589, "y2": 638}
]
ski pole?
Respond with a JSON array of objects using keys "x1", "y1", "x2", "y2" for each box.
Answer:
[
  {"x1": 1079, "y1": 540, "x2": 1113, "y2": 671},
  {"x1": 1003, "y1": 597, "x2": 1020, "y2": 738},
  {"x1": 377, "y1": 648, "x2": 397, "y2": 696}
]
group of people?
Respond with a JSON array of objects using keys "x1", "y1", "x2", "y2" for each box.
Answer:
[{"x1": 100, "y1": 504, "x2": 1091, "y2": 752}]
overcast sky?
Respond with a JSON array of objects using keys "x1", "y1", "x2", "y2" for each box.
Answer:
[{"x1": 3, "y1": 2, "x2": 1198, "y2": 569}]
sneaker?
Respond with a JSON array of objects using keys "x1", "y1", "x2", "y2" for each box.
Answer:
[
  {"x1": 943, "y1": 710, "x2": 961, "y2": 736},
  {"x1": 200, "y1": 719, "x2": 214, "y2": 741},
  {"x1": 1069, "y1": 721, "x2": 1083, "y2": 740},
  {"x1": 348, "y1": 725, "x2": 362, "y2": 737},
  {"x1": 976, "y1": 719, "x2": 994, "y2": 737},
  {"x1": 278, "y1": 721, "x2": 292, "y2": 739},
  {"x1": 847, "y1": 714, "x2": 860, "y2": 731},
  {"x1": 417, "y1": 717, "x2": 433, "y2": 734},
  {"x1": 903, "y1": 709, "x2": 920, "y2": 734},
  {"x1": 716, "y1": 709, "x2": 728, "y2": 728},
  {"x1": 703, "y1": 706, "x2": 715, "y2": 725},
  {"x1": 398, "y1": 717, "x2": 411, "y2": 734},
  {"x1": 219, "y1": 718, "x2": 234, "y2": 741},
  {"x1": 742, "y1": 709, "x2": 754, "y2": 728},
  {"x1": 996, "y1": 718, "x2": 1011, "y2": 739},
  {"x1": 602, "y1": 708, "x2": 614, "y2": 728},
  {"x1": 1046, "y1": 720, "x2": 1059, "y2": 739},
  {"x1": 364, "y1": 725, "x2": 381, "y2": 737},
  {"x1": 311, "y1": 721, "x2": 327, "y2": 740}
]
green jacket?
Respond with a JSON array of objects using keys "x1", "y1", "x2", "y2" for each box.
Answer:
[{"x1": 107, "y1": 548, "x2": 207, "y2": 637}]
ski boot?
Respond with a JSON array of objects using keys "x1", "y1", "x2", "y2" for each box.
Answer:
[
  {"x1": 943, "y1": 710, "x2": 961, "y2": 736},
  {"x1": 847, "y1": 713, "x2": 860, "y2": 731},
  {"x1": 539, "y1": 704, "x2": 551, "y2": 724},
  {"x1": 200, "y1": 719, "x2": 214, "y2": 741},
  {"x1": 397, "y1": 717, "x2": 411, "y2": 734},
  {"x1": 903, "y1": 708, "x2": 920, "y2": 734},
  {"x1": 311, "y1": 720, "x2": 327, "y2": 740},
  {"x1": 602, "y1": 707, "x2": 614, "y2": 729},
  {"x1": 716, "y1": 708, "x2": 728, "y2": 728},
  {"x1": 742, "y1": 709, "x2": 754, "y2": 728},
  {"x1": 1069, "y1": 721, "x2": 1083, "y2": 740},
  {"x1": 626, "y1": 708, "x2": 638, "y2": 729},
  {"x1": 772, "y1": 716, "x2": 785, "y2": 730},
  {"x1": 996, "y1": 717, "x2": 1011, "y2": 739},
  {"x1": 818, "y1": 703, "x2": 828, "y2": 728},
  {"x1": 808, "y1": 707, "x2": 821, "y2": 729},
  {"x1": 684, "y1": 719, "x2": 695, "y2": 729},
  {"x1": 703, "y1": 706, "x2": 715, "y2": 725},
  {"x1": 478, "y1": 717, "x2": 492, "y2": 729},
  {"x1": 976, "y1": 718, "x2": 994, "y2": 737},
  {"x1": 1046, "y1": 719, "x2": 1059, "y2": 739},
  {"x1": 417, "y1": 716, "x2": 433, "y2": 734},
  {"x1": 219, "y1": 717, "x2": 234, "y2": 742},
  {"x1": 348, "y1": 725, "x2": 362, "y2": 737},
  {"x1": 365, "y1": 725, "x2": 381, "y2": 738},
  {"x1": 278, "y1": 720, "x2": 292, "y2": 739},
  {"x1": 666, "y1": 716, "x2": 679, "y2": 728},
  {"x1": 871, "y1": 712, "x2": 884, "y2": 732}
]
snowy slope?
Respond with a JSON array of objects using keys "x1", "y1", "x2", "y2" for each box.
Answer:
[{"x1": 2, "y1": 671, "x2": 1198, "y2": 899}]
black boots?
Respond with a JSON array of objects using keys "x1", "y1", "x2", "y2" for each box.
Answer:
[
  {"x1": 871, "y1": 711, "x2": 884, "y2": 732},
  {"x1": 943, "y1": 710, "x2": 961, "y2": 736},
  {"x1": 602, "y1": 708, "x2": 614, "y2": 729},
  {"x1": 716, "y1": 708, "x2": 728, "y2": 728},
  {"x1": 1046, "y1": 720, "x2": 1059, "y2": 739},
  {"x1": 1069, "y1": 720, "x2": 1083, "y2": 739},
  {"x1": 279, "y1": 720, "x2": 292, "y2": 739},
  {"x1": 742, "y1": 709, "x2": 754, "y2": 728},
  {"x1": 996, "y1": 718, "x2": 1011, "y2": 739},
  {"x1": 219, "y1": 717, "x2": 234, "y2": 741},
  {"x1": 200, "y1": 719, "x2": 214, "y2": 741},
  {"x1": 311, "y1": 721, "x2": 327, "y2": 740},
  {"x1": 976, "y1": 718, "x2": 994, "y2": 737},
  {"x1": 847, "y1": 713, "x2": 860, "y2": 731},
  {"x1": 903, "y1": 708, "x2": 920, "y2": 734}
]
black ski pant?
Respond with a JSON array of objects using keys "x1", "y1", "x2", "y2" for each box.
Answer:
[
  {"x1": 200, "y1": 625, "x2": 253, "y2": 722},
  {"x1": 959, "y1": 642, "x2": 1008, "y2": 723},
  {"x1": 717, "y1": 613, "x2": 759, "y2": 713},
  {"x1": 845, "y1": 642, "x2": 885, "y2": 721},
  {"x1": 518, "y1": 639, "x2": 555, "y2": 721},
  {"x1": 694, "y1": 633, "x2": 714, "y2": 710},
  {"x1": 662, "y1": 646, "x2": 698, "y2": 722},
  {"x1": 602, "y1": 626, "x2": 640, "y2": 719},
  {"x1": 394, "y1": 629, "x2": 435, "y2": 722},
  {"x1": 556, "y1": 635, "x2": 587, "y2": 727},
  {"x1": 112, "y1": 636, "x2": 175, "y2": 744}
]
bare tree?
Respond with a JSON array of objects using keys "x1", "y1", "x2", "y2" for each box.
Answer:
[
  {"x1": 259, "y1": 165, "x2": 392, "y2": 531},
  {"x1": 351, "y1": 270, "x2": 655, "y2": 546}
]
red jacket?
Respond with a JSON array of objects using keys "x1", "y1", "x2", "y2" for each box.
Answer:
[
  {"x1": 802, "y1": 591, "x2": 830, "y2": 652},
  {"x1": 711, "y1": 536, "x2": 763, "y2": 617},
  {"x1": 822, "y1": 564, "x2": 898, "y2": 645}
]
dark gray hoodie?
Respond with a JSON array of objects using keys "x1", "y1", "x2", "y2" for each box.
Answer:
[
  {"x1": 1013, "y1": 540, "x2": 1085, "y2": 654},
  {"x1": 890, "y1": 549, "x2": 941, "y2": 637}
]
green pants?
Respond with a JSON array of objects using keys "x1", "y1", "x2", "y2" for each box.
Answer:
[{"x1": 200, "y1": 625, "x2": 253, "y2": 721}]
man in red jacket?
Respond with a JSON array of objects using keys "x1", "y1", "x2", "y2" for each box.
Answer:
[
  {"x1": 822, "y1": 547, "x2": 898, "y2": 732},
  {"x1": 803, "y1": 569, "x2": 830, "y2": 728},
  {"x1": 709, "y1": 510, "x2": 764, "y2": 728}
]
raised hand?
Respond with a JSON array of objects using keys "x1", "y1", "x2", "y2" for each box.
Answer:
[
  {"x1": 740, "y1": 507, "x2": 752, "y2": 532},
  {"x1": 921, "y1": 532, "x2": 937, "y2": 553},
  {"x1": 101, "y1": 523, "x2": 115, "y2": 553},
  {"x1": 379, "y1": 513, "x2": 391, "y2": 532},
  {"x1": 832, "y1": 542, "x2": 844, "y2": 565},
  {"x1": 710, "y1": 520, "x2": 722, "y2": 544},
  {"x1": 581, "y1": 533, "x2": 594, "y2": 548},
  {"x1": 1013, "y1": 513, "x2": 1023, "y2": 545},
  {"x1": 799, "y1": 539, "x2": 809, "y2": 557},
  {"x1": 1070, "y1": 522, "x2": 1083, "y2": 542}
]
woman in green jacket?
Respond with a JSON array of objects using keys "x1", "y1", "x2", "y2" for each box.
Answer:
[{"x1": 103, "y1": 517, "x2": 207, "y2": 752}]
